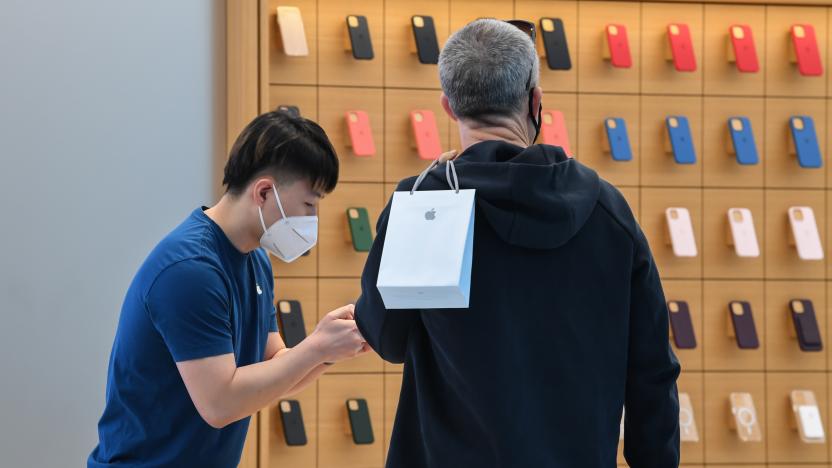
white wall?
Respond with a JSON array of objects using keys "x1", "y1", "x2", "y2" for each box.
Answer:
[{"x1": 0, "y1": 1, "x2": 225, "y2": 465}]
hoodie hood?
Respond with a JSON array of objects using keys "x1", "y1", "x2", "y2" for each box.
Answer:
[{"x1": 426, "y1": 140, "x2": 600, "y2": 250}]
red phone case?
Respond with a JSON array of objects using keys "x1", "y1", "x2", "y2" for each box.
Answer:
[
  {"x1": 791, "y1": 24, "x2": 823, "y2": 76},
  {"x1": 345, "y1": 110, "x2": 375, "y2": 157},
  {"x1": 667, "y1": 23, "x2": 696, "y2": 72},
  {"x1": 540, "y1": 110, "x2": 572, "y2": 156},
  {"x1": 729, "y1": 24, "x2": 759, "y2": 73},
  {"x1": 410, "y1": 110, "x2": 442, "y2": 160},
  {"x1": 605, "y1": 24, "x2": 632, "y2": 68}
]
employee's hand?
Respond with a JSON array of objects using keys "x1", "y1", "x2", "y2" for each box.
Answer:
[
  {"x1": 438, "y1": 149, "x2": 459, "y2": 163},
  {"x1": 306, "y1": 305, "x2": 366, "y2": 364}
]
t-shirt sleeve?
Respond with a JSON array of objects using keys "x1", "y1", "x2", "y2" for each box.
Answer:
[
  {"x1": 269, "y1": 304, "x2": 278, "y2": 333},
  {"x1": 145, "y1": 259, "x2": 235, "y2": 362},
  {"x1": 258, "y1": 248, "x2": 279, "y2": 334}
]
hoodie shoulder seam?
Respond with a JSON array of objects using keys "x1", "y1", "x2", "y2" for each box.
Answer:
[{"x1": 595, "y1": 188, "x2": 638, "y2": 246}]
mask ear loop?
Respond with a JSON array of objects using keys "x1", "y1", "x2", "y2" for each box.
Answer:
[
  {"x1": 258, "y1": 185, "x2": 289, "y2": 234},
  {"x1": 526, "y1": 69, "x2": 542, "y2": 145},
  {"x1": 271, "y1": 184, "x2": 289, "y2": 219}
]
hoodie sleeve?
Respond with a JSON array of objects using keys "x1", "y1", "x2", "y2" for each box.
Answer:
[
  {"x1": 623, "y1": 225, "x2": 681, "y2": 468},
  {"x1": 355, "y1": 183, "x2": 421, "y2": 364}
]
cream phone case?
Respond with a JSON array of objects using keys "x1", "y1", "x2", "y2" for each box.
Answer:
[
  {"x1": 666, "y1": 207, "x2": 697, "y2": 257},
  {"x1": 729, "y1": 392, "x2": 762, "y2": 442},
  {"x1": 679, "y1": 393, "x2": 699, "y2": 442},
  {"x1": 277, "y1": 6, "x2": 309, "y2": 56},
  {"x1": 727, "y1": 208, "x2": 760, "y2": 258},
  {"x1": 791, "y1": 390, "x2": 825, "y2": 443},
  {"x1": 788, "y1": 206, "x2": 824, "y2": 260}
]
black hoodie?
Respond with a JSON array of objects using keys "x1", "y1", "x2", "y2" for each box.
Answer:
[{"x1": 355, "y1": 140, "x2": 681, "y2": 468}]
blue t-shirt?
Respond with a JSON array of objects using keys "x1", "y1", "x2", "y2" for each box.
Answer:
[{"x1": 89, "y1": 208, "x2": 278, "y2": 467}]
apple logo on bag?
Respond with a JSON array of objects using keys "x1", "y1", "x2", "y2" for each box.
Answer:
[{"x1": 425, "y1": 209, "x2": 437, "y2": 221}]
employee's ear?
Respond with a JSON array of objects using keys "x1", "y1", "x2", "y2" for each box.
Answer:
[
  {"x1": 251, "y1": 178, "x2": 275, "y2": 207},
  {"x1": 440, "y1": 94, "x2": 458, "y2": 122}
]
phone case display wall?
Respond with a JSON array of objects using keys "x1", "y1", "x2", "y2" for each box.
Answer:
[{"x1": 226, "y1": 0, "x2": 832, "y2": 466}]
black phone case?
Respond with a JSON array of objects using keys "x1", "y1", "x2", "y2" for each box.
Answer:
[
  {"x1": 791, "y1": 299, "x2": 823, "y2": 352},
  {"x1": 277, "y1": 300, "x2": 307, "y2": 348},
  {"x1": 276, "y1": 105, "x2": 300, "y2": 117},
  {"x1": 668, "y1": 301, "x2": 697, "y2": 349},
  {"x1": 347, "y1": 15, "x2": 374, "y2": 60},
  {"x1": 411, "y1": 16, "x2": 439, "y2": 64},
  {"x1": 278, "y1": 400, "x2": 308, "y2": 446},
  {"x1": 540, "y1": 18, "x2": 572, "y2": 70},
  {"x1": 729, "y1": 301, "x2": 760, "y2": 349},
  {"x1": 346, "y1": 399, "x2": 374, "y2": 445}
]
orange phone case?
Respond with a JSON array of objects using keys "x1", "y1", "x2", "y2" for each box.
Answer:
[
  {"x1": 541, "y1": 110, "x2": 572, "y2": 156},
  {"x1": 345, "y1": 110, "x2": 376, "y2": 157},
  {"x1": 410, "y1": 110, "x2": 442, "y2": 160}
]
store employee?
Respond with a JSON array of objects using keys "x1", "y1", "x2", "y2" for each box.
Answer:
[{"x1": 89, "y1": 111, "x2": 368, "y2": 467}]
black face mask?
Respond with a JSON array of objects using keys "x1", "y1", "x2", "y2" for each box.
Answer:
[
  {"x1": 528, "y1": 87, "x2": 542, "y2": 144},
  {"x1": 525, "y1": 69, "x2": 542, "y2": 145}
]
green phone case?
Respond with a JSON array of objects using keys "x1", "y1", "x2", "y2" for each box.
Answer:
[
  {"x1": 346, "y1": 207, "x2": 373, "y2": 252},
  {"x1": 346, "y1": 399, "x2": 374, "y2": 445}
]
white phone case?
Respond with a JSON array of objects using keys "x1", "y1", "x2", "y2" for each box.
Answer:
[
  {"x1": 277, "y1": 6, "x2": 309, "y2": 57},
  {"x1": 727, "y1": 208, "x2": 760, "y2": 258},
  {"x1": 678, "y1": 392, "x2": 699, "y2": 442},
  {"x1": 666, "y1": 207, "x2": 697, "y2": 257},
  {"x1": 791, "y1": 390, "x2": 826, "y2": 443},
  {"x1": 788, "y1": 206, "x2": 824, "y2": 260},
  {"x1": 729, "y1": 392, "x2": 762, "y2": 442}
]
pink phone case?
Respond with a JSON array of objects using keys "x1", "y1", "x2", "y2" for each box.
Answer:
[
  {"x1": 666, "y1": 207, "x2": 697, "y2": 257},
  {"x1": 605, "y1": 24, "x2": 632, "y2": 68},
  {"x1": 789, "y1": 206, "x2": 824, "y2": 260},
  {"x1": 727, "y1": 208, "x2": 760, "y2": 258},
  {"x1": 667, "y1": 23, "x2": 696, "y2": 72}
]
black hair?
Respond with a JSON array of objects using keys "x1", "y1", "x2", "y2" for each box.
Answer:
[{"x1": 222, "y1": 110, "x2": 339, "y2": 196}]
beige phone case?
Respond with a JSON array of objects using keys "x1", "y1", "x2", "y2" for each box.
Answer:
[
  {"x1": 666, "y1": 207, "x2": 697, "y2": 257},
  {"x1": 729, "y1": 392, "x2": 762, "y2": 442},
  {"x1": 277, "y1": 6, "x2": 309, "y2": 56},
  {"x1": 679, "y1": 392, "x2": 699, "y2": 442},
  {"x1": 727, "y1": 208, "x2": 760, "y2": 258},
  {"x1": 788, "y1": 206, "x2": 824, "y2": 260},
  {"x1": 790, "y1": 390, "x2": 826, "y2": 443}
]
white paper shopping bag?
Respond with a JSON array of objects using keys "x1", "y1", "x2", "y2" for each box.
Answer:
[{"x1": 377, "y1": 160, "x2": 475, "y2": 309}]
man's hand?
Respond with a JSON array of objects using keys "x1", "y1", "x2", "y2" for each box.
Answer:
[
  {"x1": 438, "y1": 149, "x2": 459, "y2": 163},
  {"x1": 305, "y1": 305, "x2": 367, "y2": 364}
]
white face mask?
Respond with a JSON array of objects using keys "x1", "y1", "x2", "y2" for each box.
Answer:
[{"x1": 258, "y1": 185, "x2": 318, "y2": 263}]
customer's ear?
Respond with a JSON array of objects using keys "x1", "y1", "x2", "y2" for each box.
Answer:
[
  {"x1": 440, "y1": 94, "x2": 458, "y2": 122},
  {"x1": 532, "y1": 87, "x2": 543, "y2": 114}
]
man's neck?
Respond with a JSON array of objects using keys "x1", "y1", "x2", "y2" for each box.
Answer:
[
  {"x1": 204, "y1": 195, "x2": 259, "y2": 254},
  {"x1": 456, "y1": 116, "x2": 531, "y2": 151}
]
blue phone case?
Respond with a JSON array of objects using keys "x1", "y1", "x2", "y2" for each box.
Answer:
[
  {"x1": 604, "y1": 118, "x2": 632, "y2": 162},
  {"x1": 727, "y1": 117, "x2": 759, "y2": 165},
  {"x1": 666, "y1": 116, "x2": 696, "y2": 165},
  {"x1": 790, "y1": 116, "x2": 823, "y2": 169}
]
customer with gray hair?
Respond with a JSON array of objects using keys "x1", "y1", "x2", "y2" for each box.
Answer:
[{"x1": 356, "y1": 18, "x2": 680, "y2": 468}]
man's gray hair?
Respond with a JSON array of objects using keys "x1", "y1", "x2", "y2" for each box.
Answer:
[{"x1": 439, "y1": 19, "x2": 540, "y2": 122}]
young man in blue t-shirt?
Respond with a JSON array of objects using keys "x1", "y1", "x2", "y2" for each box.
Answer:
[{"x1": 89, "y1": 111, "x2": 368, "y2": 467}]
